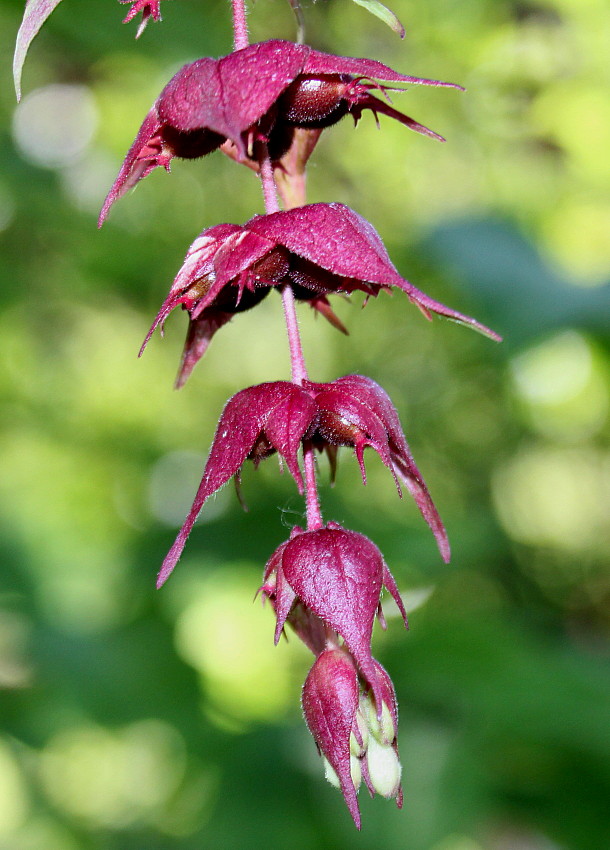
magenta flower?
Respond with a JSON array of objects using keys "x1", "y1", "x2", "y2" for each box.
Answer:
[
  {"x1": 120, "y1": 0, "x2": 166, "y2": 38},
  {"x1": 140, "y1": 202, "x2": 500, "y2": 387},
  {"x1": 263, "y1": 524, "x2": 408, "y2": 686},
  {"x1": 98, "y1": 39, "x2": 461, "y2": 223},
  {"x1": 261, "y1": 525, "x2": 406, "y2": 827},
  {"x1": 155, "y1": 374, "x2": 449, "y2": 588}
]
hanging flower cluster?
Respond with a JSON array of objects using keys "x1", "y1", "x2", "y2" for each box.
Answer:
[{"x1": 15, "y1": 0, "x2": 500, "y2": 829}]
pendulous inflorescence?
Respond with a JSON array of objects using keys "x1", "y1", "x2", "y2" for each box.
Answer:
[{"x1": 14, "y1": 0, "x2": 500, "y2": 828}]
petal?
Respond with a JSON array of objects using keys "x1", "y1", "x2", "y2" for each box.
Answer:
[
  {"x1": 157, "y1": 41, "x2": 307, "y2": 150},
  {"x1": 139, "y1": 224, "x2": 246, "y2": 353},
  {"x1": 302, "y1": 48, "x2": 463, "y2": 90},
  {"x1": 213, "y1": 230, "x2": 278, "y2": 288},
  {"x1": 263, "y1": 387, "x2": 318, "y2": 488},
  {"x1": 312, "y1": 385, "x2": 394, "y2": 473},
  {"x1": 282, "y1": 526, "x2": 385, "y2": 710},
  {"x1": 174, "y1": 313, "x2": 233, "y2": 389},
  {"x1": 246, "y1": 203, "x2": 398, "y2": 284},
  {"x1": 98, "y1": 107, "x2": 164, "y2": 226},
  {"x1": 156, "y1": 382, "x2": 299, "y2": 587},
  {"x1": 332, "y1": 375, "x2": 451, "y2": 562},
  {"x1": 246, "y1": 204, "x2": 501, "y2": 340},
  {"x1": 302, "y1": 649, "x2": 362, "y2": 828}
]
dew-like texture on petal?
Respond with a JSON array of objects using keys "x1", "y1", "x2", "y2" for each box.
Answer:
[
  {"x1": 246, "y1": 203, "x2": 403, "y2": 287},
  {"x1": 13, "y1": 0, "x2": 64, "y2": 100},
  {"x1": 157, "y1": 42, "x2": 305, "y2": 142},
  {"x1": 283, "y1": 527, "x2": 385, "y2": 708},
  {"x1": 302, "y1": 649, "x2": 362, "y2": 828}
]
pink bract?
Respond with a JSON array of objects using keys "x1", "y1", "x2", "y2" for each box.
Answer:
[
  {"x1": 141, "y1": 202, "x2": 500, "y2": 386},
  {"x1": 155, "y1": 374, "x2": 449, "y2": 587},
  {"x1": 98, "y1": 39, "x2": 462, "y2": 223},
  {"x1": 302, "y1": 649, "x2": 362, "y2": 827}
]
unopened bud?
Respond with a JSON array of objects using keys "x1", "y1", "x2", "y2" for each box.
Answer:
[
  {"x1": 362, "y1": 693, "x2": 396, "y2": 745},
  {"x1": 323, "y1": 755, "x2": 362, "y2": 792},
  {"x1": 365, "y1": 736, "x2": 402, "y2": 799},
  {"x1": 323, "y1": 757, "x2": 340, "y2": 789},
  {"x1": 349, "y1": 710, "x2": 369, "y2": 757}
]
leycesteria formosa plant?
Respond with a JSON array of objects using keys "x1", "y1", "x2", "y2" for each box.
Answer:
[{"x1": 15, "y1": 0, "x2": 500, "y2": 829}]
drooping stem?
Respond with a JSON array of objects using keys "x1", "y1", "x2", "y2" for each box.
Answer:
[
  {"x1": 280, "y1": 283, "x2": 308, "y2": 384},
  {"x1": 231, "y1": 0, "x2": 249, "y2": 51},
  {"x1": 303, "y1": 441, "x2": 324, "y2": 531}
]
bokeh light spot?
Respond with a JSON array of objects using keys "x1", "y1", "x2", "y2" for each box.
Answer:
[{"x1": 12, "y1": 85, "x2": 98, "y2": 169}]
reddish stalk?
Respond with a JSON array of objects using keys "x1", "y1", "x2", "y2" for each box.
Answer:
[
  {"x1": 303, "y1": 442, "x2": 324, "y2": 530},
  {"x1": 231, "y1": 0, "x2": 249, "y2": 51},
  {"x1": 259, "y1": 154, "x2": 321, "y2": 529}
]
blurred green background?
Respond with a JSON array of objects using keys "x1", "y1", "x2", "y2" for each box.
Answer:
[{"x1": 1, "y1": 0, "x2": 609, "y2": 847}]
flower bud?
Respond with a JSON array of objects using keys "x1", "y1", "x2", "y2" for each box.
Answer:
[
  {"x1": 361, "y1": 692, "x2": 396, "y2": 745},
  {"x1": 323, "y1": 755, "x2": 362, "y2": 791},
  {"x1": 349, "y1": 710, "x2": 369, "y2": 757},
  {"x1": 365, "y1": 736, "x2": 402, "y2": 799}
]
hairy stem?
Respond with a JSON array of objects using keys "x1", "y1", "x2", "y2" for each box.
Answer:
[
  {"x1": 259, "y1": 156, "x2": 280, "y2": 214},
  {"x1": 231, "y1": 0, "x2": 249, "y2": 51},
  {"x1": 260, "y1": 155, "x2": 308, "y2": 383},
  {"x1": 280, "y1": 283, "x2": 308, "y2": 384},
  {"x1": 303, "y1": 441, "x2": 324, "y2": 531}
]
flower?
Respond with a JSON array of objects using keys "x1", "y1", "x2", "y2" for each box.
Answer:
[
  {"x1": 155, "y1": 374, "x2": 449, "y2": 587},
  {"x1": 302, "y1": 648, "x2": 404, "y2": 828},
  {"x1": 263, "y1": 523, "x2": 408, "y2": 684},
  {"x1": 141, "y1": 202, "x2": 500, "y2": 387},
  {"x1": 259, "y1": 523, "x2": 408, "y2": 826},
  {"x1": 120, "y1": 1, "x2": 166, "y2": 38},
  {"x1": 98, "y1": 39, "x2": 462, "y2": 223}
]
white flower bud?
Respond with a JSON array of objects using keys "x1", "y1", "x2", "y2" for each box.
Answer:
[
  {"x1": 322, "y1": 755, "x2": 362, "y2": 791},
  {"x1": 349, "y1": 710, "x2": 369, "y2": 756},
  {"x1": 362, "y1": 693, "x2": 396, "y2": 744},
  {"x1": 365, "y1": 736, "x2": 402, "y2": 799},
  {"x1": 323, "y1": 757, "x2": 340, "y2": 789},
  {"x1": 350, "y1": 755, "x2": 362, "y2": 791}
]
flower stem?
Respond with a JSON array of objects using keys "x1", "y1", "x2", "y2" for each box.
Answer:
[
  {"x1": 303, "y1": 441, "x2": 324, "y2": 531},
  {"x1": 231, "y1": 0, "x2": 249, "y2": 51},
  {"x1": 259, "y1": 156, "x2": 280, "y2": 214},
  {"x1": 280, "y1": 283, "x2": 308, "y2": 384}
]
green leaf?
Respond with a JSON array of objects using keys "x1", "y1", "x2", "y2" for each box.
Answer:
[{"x1": 350, "y1": 0, "x2": 405, "y2": 38}]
